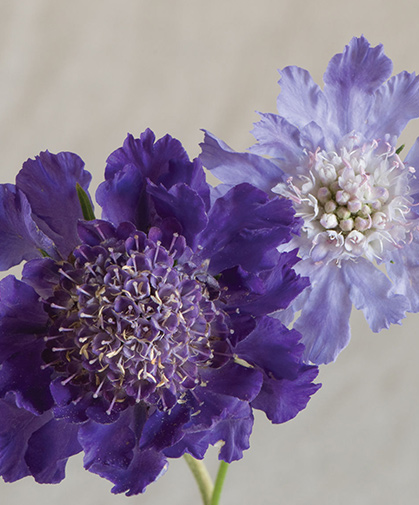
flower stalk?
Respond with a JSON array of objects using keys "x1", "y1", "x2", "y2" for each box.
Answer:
[{"x1": 184, "y1": 455, "x2": 229, "y2": 505}]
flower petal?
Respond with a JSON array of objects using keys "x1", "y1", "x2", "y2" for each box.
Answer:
[
  {"x1": 275, "y1": 65, "x2": 329, "y2": 131},
  {"x1": 25, "y1": 418, "x2": 82, "y2": 484},
  {"x1": 293, "y1": 263, "x2": 352, "y2": 364},
  {"x1": 0, "y1": 395, "x2": 52, "y2": 482},
  {"x1": 365, "y1": 71, "x2": 419, "y2": 138},
  {"x1": 251, "y1": 365, "x2": 320, "y2": 423},
  {"x1": 342, "y1": 257, "x2": 408, "y2": 331},
  {"x1": 16, "y1": 151, "x2": 93, "y2": 258},
  {"x1": 200, "y1": 130, "x2": 283, "y2": 194},
  {"x1": 0, "y1": 185, "x2": 55, "y2": 270},
  {"x1": 323, "y1": 36, "x2": 393, "y2": 138},
  {"x1": 200, "y1": 183, "x2": 299, "y2": 273}
]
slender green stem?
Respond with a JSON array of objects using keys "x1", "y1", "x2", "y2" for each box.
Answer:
[
  {"x1": 184, "y1": 454, "x2": 214, "y2": 505},
  {"x1": 210, "y1": 461, "x2": 229, "y2": 505}
]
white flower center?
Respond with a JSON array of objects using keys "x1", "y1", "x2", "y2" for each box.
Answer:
[{"x1": 273, "y1": 133, "x2": 416, "y2": 263}]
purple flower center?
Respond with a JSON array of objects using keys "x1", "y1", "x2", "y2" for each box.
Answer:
[{"x1": 43, "y1": 230, "x2": 229, "y2": 413}]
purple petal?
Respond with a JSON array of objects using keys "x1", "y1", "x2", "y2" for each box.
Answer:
[
  {"x1": 163, "y1": 431, "x2": 211, "y2": 460},
  {"x1": 146, "y1": 182, "x2": 208, "y2": 249},
  {"x1": 78, "y1": 413, "x2": 136, "y2": 472},
  {"x1": 386, "y1": 238, "x2": 419, "y2": 312},
  {"x1": 323, "y1": 36, "x2": 393, "y2": 137},
  {"x1": 200, "y1": 183, "x2": 300, "y2": 273},
  {"x1": 275, "y1": 66, "x2": 329, "y2": 132},
  {"x1": 25, "y1": 418, "x2": 81, "y2": 483},
  {"x1": 0, "y1": 395, "x2": 52, "y2": 482},
  {"x1": 365, "y1": 71, "x2": 419, "y2": 138},
  {"x1": 200, "y1": 130, "x2": 284, "y2": 194},
  {"x1": 22, "y1": 258, "x2": 61, "y2": 299},
  {"x1": 234, "y1": 317, "x2": 305, "y2": 381},
  {"x1": 0, "y1": 275, "x2": 48, "y2": 363},
  {"x1": 251, "y1": 365, "x2": 320, "y2": 423},
  {"x1": 250, "y1": 113, "x2": 304, "y2": 164},
  {"x1": 200, "y1": 362, "x2": 263, "y2": 402},
  {"x1": 16, "y1": 151, "x2": 93, "y2": 258},
  {"x1": 293, "y1": 263, "x2": 352, "y2": 364},
  {"x1": 0, "y1": 184, "x2": 55, "y2": 270},
  {"x1": 206, "y1": 400, "x2": 253, "y2": 462},
  {"x1": 342, "y1": 257, "x2": 408, "y2": 332}
]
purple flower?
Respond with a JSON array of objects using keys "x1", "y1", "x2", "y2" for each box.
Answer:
[
  {"x1": 200, "y1": 36, "x2": 419, "y2": 364},
  {"x1": 0, "y1": 129, "x2": 319, "y2": 494}
]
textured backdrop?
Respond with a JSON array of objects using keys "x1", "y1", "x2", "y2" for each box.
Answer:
[{"x1": 1, "y1": 1, "x2": 419, "y2": 504}]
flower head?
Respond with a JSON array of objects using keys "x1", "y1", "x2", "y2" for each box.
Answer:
[
  {"x1": 0, "y1": 129, "x2": 319, "y2": 494},
  {"x1": 200, "y1": 36, "x2": 419, "y2": 364}
]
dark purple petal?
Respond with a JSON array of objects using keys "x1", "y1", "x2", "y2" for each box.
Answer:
[
  {"x1": 78, "y1": 412, "x2": 136, "y2": 472},
  {"x1": 323, "y1": 36, "x2": 393, "y2": 137},
  {"x1": 163, "y1": 431, "x2": 211, "y2": 460},
  {"x1": 16, "y1": 151, "x2": 93, "y2": 257},
  {"x1": 25, "y1": 418, "x2": 82, "y2": 483},
  {"x1": 206, "y1": 400, "x2": 253, "y2": 462},
  {"x1": 200, "y1": 183, "x2": 300, "y2": 273},
  {"x1": 147, "y1": 181, "x2": 208, "y2": 248},
  {"x1": 342, "y1": 258, "x2": 408, "y2": 332},
  {"x1": 140, "y1": 404, "x2": 190, "y2": 452},
  {"x1": 0, "y1": 395, "x2": 52, "y2": 482},
  {"x1": 76, "y1": 219, "x2": 116, "y2": 246},
  {"x1": 234, "y1": 317, "x2": 305, "y2": 381},
  {"x1": 200, "y1": 362, "x2": 262, "y2": 402},
  {"x1": 200, "y1": 131, "x2": 284, "y2": 194},
  {"x1": 251, "y1": 365, "x2": 320, "y2": 424},
  {"x1": 0, "y1": 341, "x2": 53, "y2": 414},
  {"x1": 0, "y1": 184, "x2": 55, "y2": 270},
  {"x1": 88, "y1": 447, "x2": 167, "y2": 496},
  {"x1": 0, "y1": 276, "x2": 48, "y2": 363},
  {"x1": 22, "y1": 258, "x2": 61, "y2": 299}
]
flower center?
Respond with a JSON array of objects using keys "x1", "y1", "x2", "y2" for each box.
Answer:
[
  {"x1": 273, "y1": 134, "x2": 415, "y2": 263},
  {"x1": 43, "y1": 230, "x2": 229, "y2": 413}
]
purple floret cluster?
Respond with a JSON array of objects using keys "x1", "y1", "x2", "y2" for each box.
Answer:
[{"x1": 0, "y1": 129, "x2": 319, "y2": 494}]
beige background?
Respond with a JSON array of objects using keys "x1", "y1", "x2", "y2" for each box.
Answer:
[{"x1": 1, "y1": 1, "x2": 419, "y2": 504}]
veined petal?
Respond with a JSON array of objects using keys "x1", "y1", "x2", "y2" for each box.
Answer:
[
  {"x1": 0, "y1": 395, "x2": 52, "y2": 482},
  {"x1": 365, "y1": 71, "x2": 419, "y2": 138},
  {"x1": 0, "y1": 185, "x2": 55, "y2": 270},
  {"x1": 342, "y1": 258, "x2": 408, "y2": 331},
  {"x1": 200, "y1": 130, "x2": 283, "y2": 194},
  {"x1": 276, "y1": 66, "x2": 329, "y2": 131},
  {"x1": 16, "y1": 151, "x2": 93, "y2": 258},
  {"x1": 323, "y1": 36, "x2": 393, "y2": 137},
  {"x1": 25, "y1": 418, "x2": 81, "y2": 484},
  {"x1": 293, "y1": 263, "x2": 352, "y2": 364}
]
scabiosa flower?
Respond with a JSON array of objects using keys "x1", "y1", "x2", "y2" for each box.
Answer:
[
  {"x1": 200, "y1": 36, "x2": 419, "y2": 364},
  {"x1": 0, "y1": 129, "x2": 319, "y2": 495}
]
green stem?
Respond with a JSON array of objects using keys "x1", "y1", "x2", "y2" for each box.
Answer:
[
  {"x1": 184, "y1": 454, "x2": 214, "y2": 505},
  {"x1": 210, "y1": 461, "x2": 229, "y2": 505}
]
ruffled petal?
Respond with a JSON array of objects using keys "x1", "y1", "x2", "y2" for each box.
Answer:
[
  {"x1": 275, "y1": 66, "x2": 329, "y2": 131},
  {"x1": 293, "y1": 263, "x2": 352, "y2": 364},
  {"x1": 251, "y1": 365, "x2": 320, "y2": 423},
  {"x1": 16, "y1": 151, "x2": 93, "y2": 258},
  {"x1": 0, "y1": 275, "x2": 48, "y2": 362},
  {"x1": 323, "y1": 36, "x2": 393, "y2": 138},
  {"x1": 365, "y1": 71, "x2": 419, "y2": 139},
  {"x1": 200, "y1": 183, "x2": 300, "y2": 273},
  {"x1": 0, "y1": 185, "x2": 55, "y2": 270},
  {"x1": 250, "y1": 113, "x2": 303, "y2": 164},
  {"x1": 22, "y1": 258, "x2": 61, "y2": 299},
  {"x1": 200, "y1": 131, "x2": 283, "y2": 194},
  {"x1": 25, "y1": 418, "x2": 82, "y2": 483},
  {"x1": 386, "y1": 238, "x2": 419, "y2": 312},
  {"x1": 146, "y1": 181, "x2": 208, "y2": 249},
  {"x1": 206, "y1": 400, "x2": 253, "y2": 462},
  {"x1": 0, "y1": 395, "x2": 52, "y2": 482},
  {"x1": 234, "y1": 317, "x2": 304, "y2": 381},
  {"x1": 342, "y1": 257, "x2": 408, "y2": 331}
]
